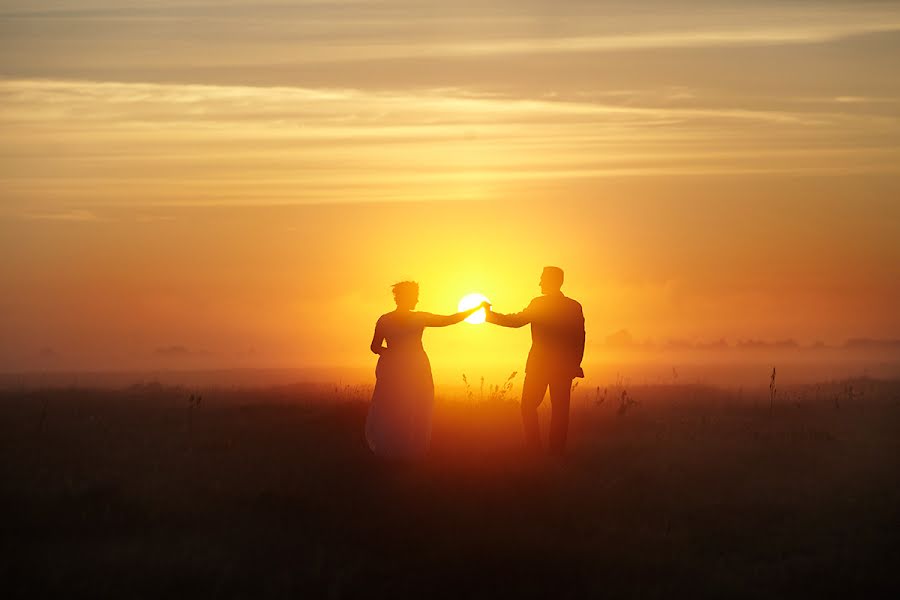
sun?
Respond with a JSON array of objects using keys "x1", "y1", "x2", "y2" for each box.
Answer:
[{"x1": 458, "y1": 292, "x2": 490, "y2": 324}]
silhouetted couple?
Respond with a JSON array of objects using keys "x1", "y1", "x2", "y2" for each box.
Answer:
[{"x1": 367, "y1": 266, "x2": 585, "y2": 460}]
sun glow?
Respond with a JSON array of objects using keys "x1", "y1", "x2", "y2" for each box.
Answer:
[{"x1": 458, "y1": 293, "x2": 490, "y2": 324}]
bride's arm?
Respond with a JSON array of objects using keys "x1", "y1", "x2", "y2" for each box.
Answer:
[
  {"x1": 370, "y1": 320, "x2": 388, "y2": 355},
  {"x1": 420, "y1": 304, "x2": 484, "y2": 328}
]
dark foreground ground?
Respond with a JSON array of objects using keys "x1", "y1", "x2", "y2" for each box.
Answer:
[{"x1": 2, "y1": 380, "x2": 899, "y2": 598}]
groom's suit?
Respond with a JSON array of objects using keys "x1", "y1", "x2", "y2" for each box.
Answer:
[{"x1": 487, "y1": 291, "x2": 585, "y2": 453}]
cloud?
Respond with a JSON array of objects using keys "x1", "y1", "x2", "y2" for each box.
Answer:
[
  {"x1": 154, "y1": 345, "x2": 212, "y2": 358},
  {"x1": 357, "y1": 24, "x2": 900, "y2": 62},
  {"x1": 37, "y1": 346, "x2": 60, "y2": 360},
  {"x1": 155, "y1": 345, "x2": 191, "y2": 357},
  {"x1": 21, "y1": 209, "x2": 105, "y2": 222},
  {"x1": 605, "y1": 329, "x2": 635, "y2": 348},
  {"x1": 736, "y1": 339, "x2": 800, "y2": 351},
  {"x1": 1, "y1": 75, "x2": 897, "y2": 208},
  {"x1": 3, "y1": 2, "x2": 899, "y2": 62},
  {"x1": 2, "y1": 0, "x2": 899, "y2": 210},
  {"x1": 135, "y1": 214, "x2": 176, "y2": 223},
  {"x1": 843, "y1": 338, "x2": 900, "y2": 351}
]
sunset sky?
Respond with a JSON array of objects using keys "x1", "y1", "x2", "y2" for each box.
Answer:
[{"x1": 1, "y1": 1, "x2": 899, "y2": 381}]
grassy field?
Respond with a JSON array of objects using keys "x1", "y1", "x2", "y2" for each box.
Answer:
[{"x1": 2, "y1": 379, "x2": 899, "y2": 598}]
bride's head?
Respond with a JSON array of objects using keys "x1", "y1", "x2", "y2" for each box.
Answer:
[{"x1": 392, "y1": 281, "x2": 419, "y2": 311}]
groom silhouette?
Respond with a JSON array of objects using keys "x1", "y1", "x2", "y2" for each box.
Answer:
[{"x1": 485, "y1": 266, "x2": 585, "y2": 455}]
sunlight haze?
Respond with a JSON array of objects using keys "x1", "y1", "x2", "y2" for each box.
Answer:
[{"x1": 2, "y1": 0, "x2": 899, "y2": 383}]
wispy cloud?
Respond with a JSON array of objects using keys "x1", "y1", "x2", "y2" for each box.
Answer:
[
  {"x1": 3, "y1": 1, "x2": 900, "y2": 72},
  {"x1": 154, "y1": 344, "x2": 212, "y2": 358},
  {"x1": 2, "y1": 1, "x2": 899, "y2": 208},
  {"x1": 316, "y1": 23, "x2": 900, "y2": 62},
  {"x1": 20, "y1": 208, "x2": 106, "y2": 222},
  {"x1": 1, "y1": 76, "x2": 898, "y2": 207},
  {"x1": 135, "y1": 213, "x2": 177, "y2": 223}
]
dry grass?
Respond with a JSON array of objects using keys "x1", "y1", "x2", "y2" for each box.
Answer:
[{"x1": 1, "y1": 378, "x2": 899, "y2": 598}]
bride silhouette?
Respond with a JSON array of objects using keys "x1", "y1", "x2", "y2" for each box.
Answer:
[{"x1": 367, "y1": 281, "x2": 484, "y2": 459}]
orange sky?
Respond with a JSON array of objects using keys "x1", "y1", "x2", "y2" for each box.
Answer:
[{"x1": 1, "y1": 1, "x2": 899, "y2": 381}]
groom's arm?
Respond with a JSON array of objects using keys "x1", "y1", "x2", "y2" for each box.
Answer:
[
  {"x1": 575, "y1": 304, "x2": 586, "y2": 376},
  {"x1": 485, "y1": 300, "x2": 535, "y2": 328}
]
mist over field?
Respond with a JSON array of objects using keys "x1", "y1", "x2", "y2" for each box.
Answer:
[{"x1": 4, "y1": 342, "x2": 900, "y2": 392}]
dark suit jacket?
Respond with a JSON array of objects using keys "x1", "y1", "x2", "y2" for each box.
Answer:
[{"x1": 487, "y1": 292, "x2": 585, "y2": 379}]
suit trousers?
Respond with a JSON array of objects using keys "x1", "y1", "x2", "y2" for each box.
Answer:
[{"x1": 520, "y1": 371, "x2": 573, "y2": 454}]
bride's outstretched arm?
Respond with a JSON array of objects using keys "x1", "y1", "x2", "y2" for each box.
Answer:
[{"x1": 420, "y1": 303, "x2": 483, "y2": 327}]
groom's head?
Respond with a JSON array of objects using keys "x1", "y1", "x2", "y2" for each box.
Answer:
[{"x1": 540, "y1": 266, "x2": 564, "y2": 294}]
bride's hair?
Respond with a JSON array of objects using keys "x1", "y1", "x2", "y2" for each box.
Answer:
[{"x1": 391, "y1": 281, "x2": 419, "y2": 306}]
